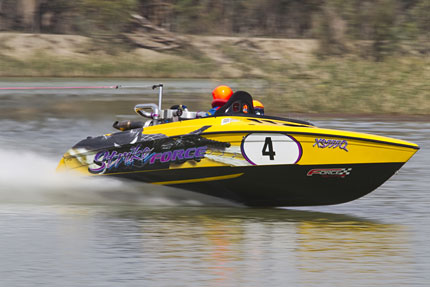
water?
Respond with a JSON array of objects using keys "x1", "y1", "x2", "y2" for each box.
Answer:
[{"x1": 0, "y1": 78, "x2": 429, "y2": 286}]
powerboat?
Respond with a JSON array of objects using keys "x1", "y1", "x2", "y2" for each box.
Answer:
[{"x1": 57, "y1": 84, "x2": 419, "y2": 206}]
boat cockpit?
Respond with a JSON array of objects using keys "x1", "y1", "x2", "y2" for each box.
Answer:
[{"x1": 112, "y1": 84, "x2": 312, "y2": 132}]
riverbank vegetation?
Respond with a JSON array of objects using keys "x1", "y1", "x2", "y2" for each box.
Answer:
[{"x1": 0, "y1": 0, "x2": 428, "y2": 115}]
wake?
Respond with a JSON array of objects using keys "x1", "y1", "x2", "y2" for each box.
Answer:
[{"x1": 0, "y1": 149, "x2": 234, "y2": 206}]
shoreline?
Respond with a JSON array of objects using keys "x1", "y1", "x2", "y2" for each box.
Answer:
[
  {"x1": 1, "y1": 76, "x2": 429, "y2": 120},
  {"x1": 281, "y1": 112, "x2": 430, "y2": 122},
  {"x1": 1, "y1": 33, "x2": 428, "y2": 117}
]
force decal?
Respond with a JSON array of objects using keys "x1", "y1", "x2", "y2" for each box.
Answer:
[
  {"x1": 149, "y1": 146, "x2": 207, "y2": 164},
  {"x1": 89, "y1": 144, "x2": 208, "y2": 174},
  {"x1": 307, "y1": 168, "x2": 352, "y2": 178},
  {"x1": 313, "y1": 138, "x2": 348, "y2": 152}
]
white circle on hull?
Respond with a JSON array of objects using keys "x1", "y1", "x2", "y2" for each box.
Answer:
[{"x1": 241, "y1": 133, "x2": 301, "y2": 165}]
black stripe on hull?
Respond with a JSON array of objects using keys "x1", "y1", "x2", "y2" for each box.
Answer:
[{"x1": 111, "y1": 162, "x2": 404, "y2": 207}]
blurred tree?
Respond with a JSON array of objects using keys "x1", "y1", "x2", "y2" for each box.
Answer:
[
  {"x1": 0, "y1": 0, "x2": 18, "y2": 31},
  {"x1": 313, "y1": 0, "x2": 347, "y2": 56},
  {"x1": 369, "y1": 0, "x2": 399, "y2": 61},
  {"x1": 408, "y1": 0, "x2": 430, "y2": 53},
  {"x1": 74, "y1": 0, "x2": 138, "y2": 37},
  {"x1": 138, "y1": 0, "x2": 174, "y2": 29},
  {"x1": 1, "y1": 0, "x2": 428, "y2": 58},
  {"x1": 36, "y1": 0, "x2": 76, "y2": 33}
]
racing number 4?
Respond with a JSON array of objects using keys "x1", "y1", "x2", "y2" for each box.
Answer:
[{"x1": 262, "y1": 137, "x2": 276, "y2": 160}]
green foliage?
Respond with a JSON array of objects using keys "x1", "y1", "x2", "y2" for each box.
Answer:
[
  {"x1": 0, "y1": 48, "x2": 217, "y2": 78},
  {"x1": 312, "y1": 0, "x2": 429, "y2": 59},
  {"x1": 169, "y1": 0, "x2": 321, "y2": 36},
  {"x1": 2, "y1": 0, "x2": 429, "y2": 58},
  {"x1": 407, "y1": 0, "x2": 430, "y2": 53},
  {"x1": 74, "y1": 0, "x2": 138, "y2": 36},
  {"x1": 261, "y1": 57, "x2": 430, "y2": 115},
  {"x1": 369, "y1": 0, "x2": 399, "y2": 60}
]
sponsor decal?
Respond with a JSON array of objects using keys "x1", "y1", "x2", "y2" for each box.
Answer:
[
  {"x1": 89, "y1": 144, "x2": 207, "y2": 174},
  {"x1": 149, "y1": 146, "x2": 207, "y2": 164},
  {"x1": 307, "y1": 168, "x2": 352, "y2": 178},
  {"x1": 313, "y1": 138, "x2": 348, "y2": 152},
  {"x1": 89, "y1": 145, "x2": 153, "y2": 173},
  {"x1": 79, "y1": 131, "x2": 229, "y2": 174},
  {"x1": 221, "y1": 118, "x2": 239, "y2": 125},
  {"x1": 221, "y1": 118, "x2": 232, "y2": 125}
]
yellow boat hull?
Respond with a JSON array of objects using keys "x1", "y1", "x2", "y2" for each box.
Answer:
[{"x1": 57, "y1": 116, "x2": 419, "y2": 206}]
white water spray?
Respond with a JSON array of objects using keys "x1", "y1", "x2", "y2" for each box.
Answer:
[{"x1": 0, "y1": 149, "x2": 235, "y2": 206}]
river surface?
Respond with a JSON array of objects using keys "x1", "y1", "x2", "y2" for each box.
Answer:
[{"x1": 0, "y1": 78, "x2": 429, "y2": 286}]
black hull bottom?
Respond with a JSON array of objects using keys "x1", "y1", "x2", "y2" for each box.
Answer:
[{"x1": 111, "y1": 163, "x2": 404, "y2": 207}]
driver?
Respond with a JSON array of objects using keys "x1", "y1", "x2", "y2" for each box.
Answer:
[
  {"x1": 242, "y1": 99, "x2": 265, "y2": 115},
  {"x1": 207, "y1": 85, "x2": 233, "y2": 115},
  {"x1": 253, "y1": 99, "x2": 265, "y2": 115}
]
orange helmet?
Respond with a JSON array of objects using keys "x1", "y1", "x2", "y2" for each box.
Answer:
[{"x1": 212, "y1": 85, "x2": 233, "y2": 108}]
